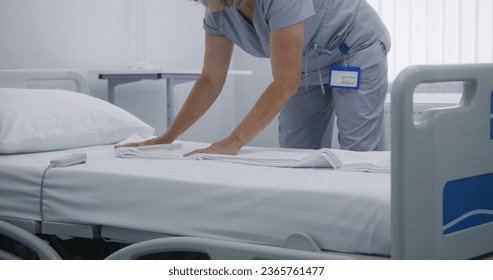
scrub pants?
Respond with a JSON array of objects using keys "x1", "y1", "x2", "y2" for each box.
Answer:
[{"x1": 278, "y1": 59, "x2": 388, "y2": 151}]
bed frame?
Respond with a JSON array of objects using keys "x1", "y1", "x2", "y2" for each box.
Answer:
[
  {"x1": 1, "y1": 65, "x2": 492, "y2": 259},
  {"x1": 0, "y1": 69, "x2": 89, "y2": 94},
  {"x1": 391, "y1": 64, "x2": 493, "y2": 259}
]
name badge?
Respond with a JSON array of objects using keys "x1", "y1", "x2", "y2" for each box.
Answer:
[{"x1": 328, "y1": 66, "x2": 361, "y2": 90}]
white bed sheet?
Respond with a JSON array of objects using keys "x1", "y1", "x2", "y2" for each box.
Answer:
[
  {"x1": 0, "y1": 146, "x2": 109, "y2": 222},
  {"x1": 0, "y1": 142, "x2": 391, "y2": 256},
  {"x1": 0, "y1": 152, "x2": 49, "y2": 221}
]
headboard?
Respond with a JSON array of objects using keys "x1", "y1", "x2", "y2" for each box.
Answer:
[
  {"x1": 391, "y1": 63, "x2": 493, "y2": 259},
  {"x1": 0, "y1": 69, "x2": 89, "y2": 94}
]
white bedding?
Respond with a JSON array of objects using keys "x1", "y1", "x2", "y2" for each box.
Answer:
[
  {"x1": 0, "y1": 142, "x2": 391, "y2": 256},
  {"x1": 0, "y1": 146, "x2": 109, "y2": 222},
  {"x1": 0, "y1": 154, "x2": 44, "y2": 222},
  {"x1": 115, "y1": 143, "x2": 391, "y2": 172}
]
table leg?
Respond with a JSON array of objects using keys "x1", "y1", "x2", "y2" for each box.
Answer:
[
  {"x1": 166, "y1": 78, "x2": 175, "y2": 129},
  {"x1": 108, "y1": 79, "x2": 116, "y2": 104}
]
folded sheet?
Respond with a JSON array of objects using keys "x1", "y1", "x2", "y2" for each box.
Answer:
[{"x1": 115, "y1": 142, "x2": 390, "y2": 173}]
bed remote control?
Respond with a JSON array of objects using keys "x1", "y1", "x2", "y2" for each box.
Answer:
[{"x1": 50, "y1": 153, "x2": 87, "y2": 168}]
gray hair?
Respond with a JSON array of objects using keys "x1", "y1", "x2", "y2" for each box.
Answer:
[{"x1": 193, "y1": 0, "x2": 245, "y2": 8}]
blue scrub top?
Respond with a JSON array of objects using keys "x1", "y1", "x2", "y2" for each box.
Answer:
[{"x1": 203, "y1": 0, "x2": 391, "y2": 87}]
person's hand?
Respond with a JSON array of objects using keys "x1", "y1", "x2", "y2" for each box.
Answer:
[
  {"x1": 114, "y1": 136, "x2": 170, "y2": 149},
  {"x1": 184, "y1": 137, "x2": 242, "y2": 157}
]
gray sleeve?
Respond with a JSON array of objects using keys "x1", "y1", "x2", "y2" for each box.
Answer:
[
  {"x1": 265, "y1": 0, "x2": 315, "y2": 31},
  {"x1": 203, "y1": 11, "x2": 224, "y2": 36}
]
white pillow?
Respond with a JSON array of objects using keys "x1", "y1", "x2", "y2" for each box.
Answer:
[{"x1": 0, "y1": 88, "x2": 155, "y2": 154}]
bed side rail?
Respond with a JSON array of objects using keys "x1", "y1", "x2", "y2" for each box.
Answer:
[
  {"x1": 0, "y1": 220, "x2": 61, "y2": 260},
  {"x1": 105, "y1": 236, "x2": 354, "y2": 260},
  {"x1": 391, "y1": 63, "x2": 493, "y2": 259},
  {"x1": 0, "y1": 69, "x2": 89, "y2": 94}
]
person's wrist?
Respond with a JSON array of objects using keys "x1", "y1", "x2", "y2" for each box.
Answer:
[
  {"x1": 227, "y1": 133, "x2": 245, "y2": 150},
  {"x1": 153, "y1": 133, "x2": 174, "y2": 144}
]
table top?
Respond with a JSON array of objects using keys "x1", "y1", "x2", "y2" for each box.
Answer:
[{"x1": 89, "y1": 69, "x2": 252, "y2": 76}]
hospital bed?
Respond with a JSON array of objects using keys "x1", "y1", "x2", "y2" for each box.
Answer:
[{"x1": 1, "y1": 65, "x2": 492, "y2": 260}]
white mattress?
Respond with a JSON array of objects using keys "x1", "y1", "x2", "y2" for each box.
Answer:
[
  {"x1": 0, "y1": 146, "x2": 108, "y2": 222},
  {"x1": 0, "y1": 142, "x2": 391, "y2": 256},
  {"x1": 0, "y1": 152, "x2": 50, "y2": 221}
]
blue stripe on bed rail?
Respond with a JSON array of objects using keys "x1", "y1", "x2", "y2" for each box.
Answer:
[
  {"x1": 490, "y1": 91, "x2": 493, "y2": 140},
  {"x1": 443, "y1": 173, "x2": 493, "y2": 235}
]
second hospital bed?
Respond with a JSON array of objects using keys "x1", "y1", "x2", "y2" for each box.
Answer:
[{"x1": 0, "y1": 65, "x2": 492, "y2": 260}]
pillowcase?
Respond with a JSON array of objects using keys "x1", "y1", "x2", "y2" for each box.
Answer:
[{"x1": 0, "y1": 88, "x2": 155, "y2": 154}]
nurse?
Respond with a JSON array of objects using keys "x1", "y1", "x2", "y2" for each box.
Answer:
[{"x1": 119, "y1": 0, "x2": 391, "y2": 154}]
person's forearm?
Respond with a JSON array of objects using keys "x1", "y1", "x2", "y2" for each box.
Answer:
[
  {"x1": 226, "y1": 20, "x2": 303, "y2": 148},
  {"x1": 228, "y1": 80, "x2": 298, "y2": 147},
  {"x1": 159, "y1": 75, "x2": 224, "y2": 142}
]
